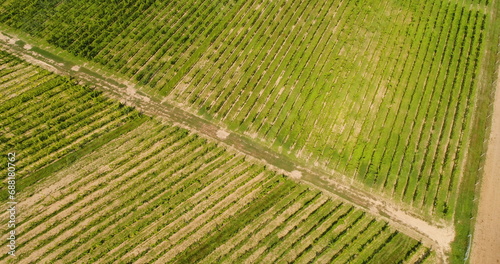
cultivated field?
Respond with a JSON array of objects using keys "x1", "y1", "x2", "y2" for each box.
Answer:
[
  {"x1": 168, "y1": 0, "x2": 488, "y2": 219},
  {"x1": 0, "y1": 52, "x2": 434, "y2": 263},
  {"x1": 0, "y1": 0, "x2": 494, "y2": 219},
  {"x1": 0, "y1": 50, "x2": 143, "y2": 191},
  {"x1": 1, "y1": 0, "x2": 499, "y2": 263},
  {"x1": 0, "y1": 0, "x2": 243, "y2": 98}
]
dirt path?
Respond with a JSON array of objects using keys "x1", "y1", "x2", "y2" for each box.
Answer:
[
  {"x1": 0, "y1": 31, "x2": 451, "y2": 262},
  {"x1": 470, "y1": 66, "x2": 500, "y2": 264}
]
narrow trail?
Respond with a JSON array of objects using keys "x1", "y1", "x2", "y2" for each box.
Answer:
[
  {"x1": 470, "y1": 64, "x2": 500, "y2": 264},
  {"x1": 0, "y1": 32, "x2": 453, "y2": 262}
]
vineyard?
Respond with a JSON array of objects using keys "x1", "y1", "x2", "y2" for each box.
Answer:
[
  {"x1": 0, "y1": 0, "x2": 495, "y2": 220},
  {"x1": 168, "y1": 0, "x2": 488, "y2": 219},
  {"x1": 0, "y1": 52, "x2": 434, "y2": 263},
  {"x1": 0, "y1": 0, "x2": 244, "y2": 98},
  {"x1": 0, "y1": 50, "x2": 144, "y2": 195},
  {"x1": 1, "y1": 0, "x2": 500, "y2": 262}
]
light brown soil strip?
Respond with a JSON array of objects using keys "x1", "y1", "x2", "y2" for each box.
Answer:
[{"x1": 470, "y1": 66, "x2": 500, "y2": 264}]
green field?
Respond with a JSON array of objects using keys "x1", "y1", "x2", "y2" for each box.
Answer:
[
  {"x1": 1, "y1": 0, "x2": 496, "y2": 219},
  {"x1": 0, "y1": 51, "x2": 433, "y2": 263},
  {"x1": 1, "y1": 0, "x2": 499, "y2": 262},
  {"x1": 0, "y1": 0, "x2": 244, "y2": 98},
  {"x1": 169, "y1": 0, "x2": 490, "y2": 219},
  {"x1": 0, "y1": 51, "x2": 142, "y2": 189}
]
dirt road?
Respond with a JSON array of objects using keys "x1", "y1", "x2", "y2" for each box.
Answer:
[
  {"x1": 470, "y1": 67, "x2": 500, "y2": 264},
  {"x1": 0, "y1": 31, "x2": 452, "y2": 262}
]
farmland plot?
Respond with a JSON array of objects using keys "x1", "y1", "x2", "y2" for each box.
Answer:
[
  {"x1": 0, "y1": 0, "x2": 244, "y2": 97},
  {"x1": 0, "y1": 0, "x2": 493, "y2": 219},
  {"x1": 0, "y1": 50, "x2": 145, "y2": 195},
  {"x1": 167, "y1": 0, "x2": 490, "y2": 218},
  {"x1": 0, "y1": 52, "x2": 433, "y2": 263}
]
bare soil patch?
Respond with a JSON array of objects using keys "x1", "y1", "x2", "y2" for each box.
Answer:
[
  {"x1": 290, "y1": 170, "x2": 302, "y2": 179},
  {"x1": 471, "y1": 67, "x2": 500, "y2": 264},
  {"x1": 216, "y1": 129, "x2": 230, "y2": 139}
]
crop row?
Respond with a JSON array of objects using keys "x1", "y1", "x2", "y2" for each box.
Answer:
[
  {"x1": 0, "y1": 0, "x2": 245, "y2": 97},
  {"x1": 0, "y1": 51, "x2": 143, "y2": 196},
  {"x1": 167, "y1": 0, "x2": 488, "y2": 217},
  {"x1": 1, "y1": 0, "x2": 491, "y2": 218},
  {"x1": 0, "y1": 51, "x2": 433, "y2": 263},
  {"x1": 0, "y1": 0, "x2": 492, "y2": 218},
  {"x1": 2, "y1": 118, "x2": 433, "y2": 264}
]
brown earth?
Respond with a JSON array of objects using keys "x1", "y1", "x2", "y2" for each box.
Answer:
[{"x1": 471, "y1": 67, "x2": 500, "y2": 264}]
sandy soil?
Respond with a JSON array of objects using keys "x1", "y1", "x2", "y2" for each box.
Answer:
[
  {"x1": 216, "y1": 129, "x2": 230, "y2": 139},
  {"x1": 290, "y1": 170, "x2": 303, "y2": 179},
  {"x1": 471, "y1": 67, "x2": 500, "y2": 264}
]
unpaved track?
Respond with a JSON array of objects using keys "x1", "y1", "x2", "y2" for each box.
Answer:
[
  {"x1": 1, "y1": 32, "x2": 451, "y2": 262},
  {"x1": 470, "y1": 67, "x2": 500, "y2": 264}
]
